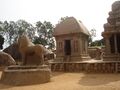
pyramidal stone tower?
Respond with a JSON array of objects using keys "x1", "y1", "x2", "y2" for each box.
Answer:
[{"x1": 102, "y1": 1, "x2": 120, "y2": 61}]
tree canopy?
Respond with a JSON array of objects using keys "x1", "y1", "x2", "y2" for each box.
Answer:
[
  {"x1": 90, "y1": 39, "x2": 104, "y2": 47},
  {"x1": 0, "y1": 20, "x2": 55, "y2": 50},
  {"x1": 34, "y1": 21, "x2": 55, "y2": 49},
  {"x1": 0, "y1": 17, "x2": 103, "y2": 50}
]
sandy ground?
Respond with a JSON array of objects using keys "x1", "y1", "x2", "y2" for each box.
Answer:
[{"x1": 0, "y1": 71, "x2": 120, "y2": 90}]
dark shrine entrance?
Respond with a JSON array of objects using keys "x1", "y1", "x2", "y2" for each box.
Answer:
[
  {"x1": 110, "y1": 34, "x2": 120, "y2": 53},
  {"x1": 64, "y1": 40, "x2": 71, "y2": 55}
]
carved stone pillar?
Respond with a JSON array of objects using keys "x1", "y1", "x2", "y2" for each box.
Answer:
[
  {"x1": 104, "y1": 34, "x2": 111, "y2": 54},
  {"x1": 85, "y1": 40, "x2": 88, "y2": 54},
  {"x1": 79, "y1": 38, "x2": 82, "y2": 54}
]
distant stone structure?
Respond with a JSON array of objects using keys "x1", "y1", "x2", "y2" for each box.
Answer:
[
  {"x1": 88, "y1": 47, "x2": 103, "y2": 60},
  {"x1": 54, "y1": 17, "x2": 90, "y2": 62},
  {"x1": 102, "y1": 1, "x2": 120, "y2": 61}
]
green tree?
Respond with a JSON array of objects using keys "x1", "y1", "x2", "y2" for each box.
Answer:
[
  {"x1": 90, "y1": 38, "x2": 104, "y2": 46},
  {"x1": 16, "y1": 20, "x2": 35, "y2": 40},
  {"x1": 34, "y1": 21, "x2": 55, "y2": 49},
  {"x1": 89, "y1": 29, "x2": 96, "y2": 46},
  {"x1": 1, "y1": 20, "x2": 35, "y2": 46},
  {"x1": 0, "y1": 21, "x2": 4, "y2": 35},
  {"x1": 88, "y1": 36, "x2": 92, "y2": 46},
  {"x1": 0, "y1": 21, "x2": 6, "y2": 48},
  {"x1": 2, "y1": 21, "x2": 18, "y2": 45}
]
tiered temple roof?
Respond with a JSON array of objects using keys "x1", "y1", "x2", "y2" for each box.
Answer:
[{"x1": 102, "y1": 1, "x2": 120, "y2": 35}]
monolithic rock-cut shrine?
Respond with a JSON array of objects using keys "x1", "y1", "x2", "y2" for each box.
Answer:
[
  {"x1": 54, "y1": 17, "x2": 90, "y2": 62},
  {"x1": 102, "y1": 1, "x2": 120, "y2": 61}
]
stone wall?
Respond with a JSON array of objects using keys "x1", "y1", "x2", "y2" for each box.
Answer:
[
  {"x1": 88, "y1": 47, "x2": 96, "y2": 58},
  {"x1": 88, "y1": 47, "x2": 104, "y2": 60},
  {"x1": 51, "y1": 62, "x2": 119, "y2": 73}
]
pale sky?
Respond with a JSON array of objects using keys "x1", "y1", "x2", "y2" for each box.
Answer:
[{"x1": 0, "y1": 0, "x2": 116, "y2": 40}]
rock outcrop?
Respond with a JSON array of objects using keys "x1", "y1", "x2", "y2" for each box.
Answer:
[
  {"x1": 3, "y1": 43, "x2": 21, "y2": 61},
  {"x1": 0, "y1": 51, "x2": 16, "y2": 66}
]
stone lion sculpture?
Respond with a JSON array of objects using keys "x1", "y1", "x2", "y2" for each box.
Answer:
[{"x1": 18, "y1": 34, "x2": 49, "y2": 65}]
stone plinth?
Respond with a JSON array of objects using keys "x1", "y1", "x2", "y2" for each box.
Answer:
[
  {"x1": 1, "y1": 65, "x2": 51, "y2": 85},
  {"x1": 50, "y1": 60, "x2": 120, "y2": 73}
]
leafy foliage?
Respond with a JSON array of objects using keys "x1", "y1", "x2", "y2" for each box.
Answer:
[
  {"x1": 3, "y1": 21, "x2": 18, "y2": 45},
  {"x1": 0, "y1": 20, "x2": 35, "y2": 46},
  {"x1": 0, "y1": 20, "x2": 55, "y2": 49},
  {"x1": 34, "y1": 21, "x2": 55, "y2": 49},
  {"x1": 16, "y1": 20, "x2": 35, "y2": 40},
  {"x1": 90, "y1": 38, "x2": 104, "y2": 46}
]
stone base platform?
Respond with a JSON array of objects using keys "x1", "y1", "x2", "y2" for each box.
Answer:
[
  {"x1": 0, "y1": 65, "x2": 51, "y2": 85},
  {"x1": 103, "y1": 54, "x2": 120, "y2": 61},
  {"x1": 50, "y1": 60, "x2": 120, "y2": 73}
]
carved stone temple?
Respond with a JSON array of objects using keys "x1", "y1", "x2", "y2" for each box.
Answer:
[
  {"x1": 51, "y1": 2, "x2": 120, "y2": 73},
  {"x1": 102, "y1": 1, "x2": 120, "y2": 61},
  {"x1": 53, "y1": 17, "x2": 90, "y2": 62}
]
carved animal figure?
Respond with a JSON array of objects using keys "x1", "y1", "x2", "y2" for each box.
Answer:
[{"x1": 18, "y1": 34, "x2": 49, "y2": 65}]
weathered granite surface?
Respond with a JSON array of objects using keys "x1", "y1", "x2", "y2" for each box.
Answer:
[{"x1": 1, "y1": 65, "x2": 51, "y2": 85}]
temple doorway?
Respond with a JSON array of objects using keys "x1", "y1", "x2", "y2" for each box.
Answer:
[{"x1": 64, "y1": 40, "x2": 71, "y2": 55}]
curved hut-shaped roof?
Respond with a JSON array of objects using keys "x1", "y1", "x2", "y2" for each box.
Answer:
[{"x1": 54, "y1": 17, "x2": 90, "y2": 36}]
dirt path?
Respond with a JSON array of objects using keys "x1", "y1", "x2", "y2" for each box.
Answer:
[{"x1": 0, "y1": 72, "x2": 120, "y2": 90}]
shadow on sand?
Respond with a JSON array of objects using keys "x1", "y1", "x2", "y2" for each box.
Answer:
[{"x1": 79, "y1": 73, "x2": 120, "y2": 86}]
